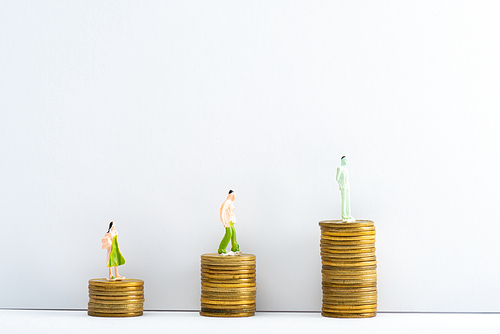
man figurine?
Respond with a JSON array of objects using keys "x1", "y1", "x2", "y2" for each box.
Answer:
[
  {"x1": 336, "y1": 156, "x2": 355, "y2": 222},
  {"x1": 218, "y1": 190, "x2": 241, "y2": 255}
]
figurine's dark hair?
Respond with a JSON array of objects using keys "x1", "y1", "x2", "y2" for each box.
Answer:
[
  {"x1": 228, "y1": 190, "x2": 234, "y2": 194},
  {"x1": 341, "y1": 156, "x2": 346, "y2": 159},
  {"x1": 107, "y1": 221, "x2": 114, "y2": 233}
]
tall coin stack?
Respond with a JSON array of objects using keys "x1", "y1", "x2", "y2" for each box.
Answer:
[
  {"x1": 88, "y1": 278, "x2": 145, "y2": 317},
  {"x1": 319, "y1": 220, "x2": 377, "y2": 318},
  {"x1": 200, "y1": 253, "x2": 256, "y2": 317}
]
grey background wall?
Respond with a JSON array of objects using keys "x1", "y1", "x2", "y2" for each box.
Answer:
[{"x1": 1, "y1": 1, "x2": 499, "y2": 312}]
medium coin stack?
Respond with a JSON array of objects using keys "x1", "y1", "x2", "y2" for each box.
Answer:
[
  {"x1": 200, "y1": 253, "x2": 256, "y2": 317},
  {"x1": 319, "y1": 220, "x2": 377, "y2": 318},
  {"x1": 88, "y1": 278, "x2": 145, "y2": 317}
]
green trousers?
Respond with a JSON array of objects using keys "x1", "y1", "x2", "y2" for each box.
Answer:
[{"x1": 218, "y1": 221, "x2": 240, "y2": 254}]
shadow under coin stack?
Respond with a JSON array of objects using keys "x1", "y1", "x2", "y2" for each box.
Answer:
[
  {"x1": 319, "y1": 220, "x2": 377, "y2": 318},
  {"x1": 200, "y1": 253, "x2": 256, "y2": 317},
  {"x1": 88, "y1": 278, "x2": 145, "y2": 317}
]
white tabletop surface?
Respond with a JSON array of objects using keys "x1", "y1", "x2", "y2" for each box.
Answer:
[{"x1": 1, "y1": 310, "x2": 499, "y2": 334}]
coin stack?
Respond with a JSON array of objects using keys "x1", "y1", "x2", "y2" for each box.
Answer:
[
  {"x1": 200, "y1": 253, "x2": 256, "y2": 317},
  {"x1": 88, "y1": 278, "x2": 145, "y2": 317},
  {"x1": 319, "y1": 220, "x2": 377, "y2": 318}
]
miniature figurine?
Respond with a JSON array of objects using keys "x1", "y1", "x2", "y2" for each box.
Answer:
[
  {"x1": 218, "y1": 190, "x2": 241, "y2": 255},
  {"x1": 101, "y1": 221, "x2": 126, "y2": 280},
  {"x1": 336, "y1": 156, "x2": 355, "y2": 222}
]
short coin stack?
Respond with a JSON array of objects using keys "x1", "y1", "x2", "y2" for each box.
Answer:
[
  {"x1": 319, "y1": 220, "x2": 377, "y2": 318},
  {"x1": 200, "y1": 253, "x2": 256, "y2": 317},
  {"x1": 88, "y1": 278, "x2": 145, "y2": 317}
]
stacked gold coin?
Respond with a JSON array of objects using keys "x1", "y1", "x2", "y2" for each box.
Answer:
[
  {"x1": 200, "y1": 253, "x2": 256, "y2": 317},
  {"x1": 319, "y1": 220, "x2": 377, "y2": 318},
  {"x1": 88, "y1": 278, "x2": 145, "y2": 317}
]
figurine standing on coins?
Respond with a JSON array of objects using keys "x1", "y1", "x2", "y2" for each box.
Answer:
[
  {"x1": 218, "y1": 190, "x2": 241, "y2": 255},
  {"x1": 336, "y1": 156, "x2": 355, "y2": 222},
  {"x1": 102, "y1": 221, "x2": 126, "y2": 280}
]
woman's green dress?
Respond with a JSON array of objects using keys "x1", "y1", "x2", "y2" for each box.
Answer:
[{"x1": 108, "y1": 235, "x2": 126, "y2": 267}]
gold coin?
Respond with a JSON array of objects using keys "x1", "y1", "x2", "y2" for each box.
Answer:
[
  {"x1": 200, "y1": 309, "x2": 256, "y2": 315},
  {"x1": 322, "y1": 268, "x2": 376, "y2": 275},
  {"x1": 88, "y1": 307, "x2": 143, "y2": 313},
  {"x1": 89, "y1": 288, "x2": 144, "y2": 294},
  {"x1": 88, "y1": 310, "x2": 143, "y2": 317},
  {"x1": 323, "y1": 281, "x2": 377, "y2": 287},
  {"x1": 322, "y1": 303, "x2": 377, "y2": 310},
  {"x1": 321, "y1": 255, "x2": 377, "y2": 264},
  {"x1": 89, "y1": 298, "x2": 145, "y2": 304},
  {"x1": 200, "y1": 311, "x2": 254, "y2": 317},
  {"x1": 322, "y1": 292, "x2": 378, "y2": 300},
  {"x1": 89, "y1": 289, "x2": 144, "y2": 296},
  {"x1": 322, "y1": 268, "x2": 377, "y2": 274},
  {"x1": 321, "y1": 311, "x2": 376, "y2": 318},
  {"x1": 200, "y1": 307, "x2": 256, "y2": 313},
  {"x1": 323, "y1": 289, "x2": 377, "y2": 296},
  {"x1": 320, "y1": 243, "x2": 375, "y2": 249},
  {"x1": 323, "y1": 287, "x2": 377, "y2": 294},
  {"x1": 201, "y1": 303, "x2": 255, "y2": 310},
  {"x1": 88, "y1": 302, "x2": 143, "y2": 309},
  {"x1": 320, "y1": 255, "x2": 376, "y2": 262},
  {"x1": 320, "y1": 247, "x2": 376, "y2": 254},
  {"x1": 321, "y1": 235, "x2": 376, "y2": 241},
  {"x1": 88, "y1": 278, "x2": 144, "y2": 288},
  {"x1": 201, "y1": 286, "x2": 256, "y2": 293},
  {"x1": 322, "y1": 292, "x2": 377, "y2": 298},
  {"x1": 322, "y1": 264, "x2": 376, "y2": 270},
  {"x1": 201, "y1": 282, "x2": 256, "y2": 288},
  {"x1": 322, "y1": 278, "x2": 377, "y2": 285},
  {"x1": 201, "y1": 306, "x2": 256, "y2": 312},
  {"x1": 201, "y1": 253, "x2": 256, "y2": 260},
  {"x1": 322, "y1": 260, "x2": 376, "y2": 266},
  {"x1": 201, "y1": 268, "x2": 255, "y2": 274},
  {"x1": 89, "y1": 294, "x2": 145, "y2": 301},
  {"x1": 201, "y1": 289, "x2": 257, "y2": 298},
  {"x1": 202, "y1": 273, "x2": 256, "y2": 279},
  {"x1": 323, "y1": 301, "x2": 378, "y2": 307},
  {"x1": 322, "y1": 308, "x2": 377, "y2": 315},
  {"x1": 320, "y1": 249, "x2": 375, "y2": 256},
  {"x1": 322, "y1": 285, "x2": 376, "y2": 291},
  {"x1": 202, "y1": 278, "x2": 256, "y2": 284},
  {"x1": 323, "y1": 284, "x2": 377, "y2": 290},
  {"x1": 320, "y1": 240, "x2": 375, "y2": 247},
  {"x1": 200, "y1": 298, "x2": 255, "y2": 305},
  {"x1": 321, "y1": 225, "x2": 375, "y2": 230},
  {"x1": 201, "y1": 265, "x2": 256, "y2": 271},
  {"x1": 88, "y1": 285, "x2": 144, "y2": 292},
  {"x1": 201, "y1": 295, "x2": 256, "y2": 301},
  {"x1": 200, "y1": 260, "x2": 255, "y2": 264},
  {"x1": 201, "y1": 259, "x2": 257, "y2": 267},
  {"x1": 322, "y1": 269, "x2": 377, "y2": 276},
  {"x1": 320, "y1": 253, "x2": 375, "y2": 260},
  {"x1": 322, "y1": 276, "x2": 377, "y2": 283},
  {"x1": 201, "y1": 262, "x2": 256, "y2": 271},
  {"x1": 323, "y1": 297, "x2": 377, "y2": 304},
  {"x1": 319, "y1": 219, "x2": 374, "y2": 226},
  {"x1": 321, "y1": 230, "x2": 375, "y2": 235},
  {"x1": 321, "y1": 230, "x2": 375, "y2": 236}
]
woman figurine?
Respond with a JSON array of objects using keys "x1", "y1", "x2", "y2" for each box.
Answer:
[{"x1": 101, "y1": 221, "x2": 126, "y2": 280}]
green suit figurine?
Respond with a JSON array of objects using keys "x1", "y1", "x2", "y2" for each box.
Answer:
[
  {"x1": 218, "y1": 190, "x2": 241, "y2": 255},
  {"x1": 336, "y1": 156, "x2": 355, "y2": 222}
]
